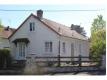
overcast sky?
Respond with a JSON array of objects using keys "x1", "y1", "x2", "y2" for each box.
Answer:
[{"x1": 0, "y1": 4, "x2": 106, "y2": 37}]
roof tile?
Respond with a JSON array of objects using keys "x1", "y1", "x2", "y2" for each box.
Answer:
[{"x1": 0, "y1": 27, "x2": 15, "y2": 38}]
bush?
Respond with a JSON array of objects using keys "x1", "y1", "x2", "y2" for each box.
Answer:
[{"x1": 0, "y1": 49, "x2": 12, "y2": 69}]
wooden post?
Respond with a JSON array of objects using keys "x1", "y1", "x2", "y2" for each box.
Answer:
[
  {"x1": 78, "y1": 55, "x2": 82, "y2": 67},
  {"x1": 58, "y1": 55, "x2": 60, "y2": 67}
]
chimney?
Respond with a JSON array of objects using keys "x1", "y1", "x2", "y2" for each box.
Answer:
[
  {"x1": 5, "y1": 26, "x2": 10, "y2": 31},
  {"x1": 37, "y1": 9, "x2": 43, "y2": 19},
  {"x1": 71, "y1": 24, "x2": 74, "y2": 30},
  {"x1": 71, "y1": 24, "x2": 80, "y2": 30}
]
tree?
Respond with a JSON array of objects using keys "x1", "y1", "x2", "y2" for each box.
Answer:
[
  {"x1": 91, "y1": 15, "x2": 106, "y2": 33},
  {"x1": 71, "y1": 24, "x2": 86, "y2": 36},
  {"x1": 0, "y1": 19, "x2": 3, "y2": 28},
  {"x1": 90, "y1": 29, "x2": 106, "y2": 58},
  {"x1": 90, "y1": 15, "x2": 106, "y2": 60}
]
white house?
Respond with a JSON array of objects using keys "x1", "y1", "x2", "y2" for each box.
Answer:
[{"x1": 9, "y1": 10, "x2": 89, "y2": 60}]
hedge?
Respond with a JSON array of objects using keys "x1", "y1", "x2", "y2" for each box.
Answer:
[{"x1": 0, "y1": 49, "x2": 12, "y2": 68}]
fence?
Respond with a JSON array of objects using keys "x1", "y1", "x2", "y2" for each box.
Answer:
[{"x1": 26, "y1": 55, "x2": 102, "y2": 67}]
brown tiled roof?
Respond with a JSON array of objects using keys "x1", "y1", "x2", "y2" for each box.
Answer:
[
  {"x1": 9, "y1": 13, "x2": 88, "y2": 40},
  {"x1": 0, "y1": 27, "x2": 15, "y2": 38},
  {"x1": 42, "y1": 18, "x2": 88, "y2": 40}
]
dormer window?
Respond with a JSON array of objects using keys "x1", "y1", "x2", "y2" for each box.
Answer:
[{"x1": 30, "y1": 22, "x2": 35, "y2": 31}]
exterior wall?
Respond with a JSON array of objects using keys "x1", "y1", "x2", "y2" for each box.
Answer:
[
  {"x1": 0, "y1": 37, "x2": 10, "y2": 49},
  {"x1": 60, "y1": 36, "x2": 89, "y2": 61},
  {"x1": 9, "y1": 15, "x2": 89, "y2": 60},
  {"x1": 9, "y1": 16, "x2": 59, "y2": 60},
  {"x1": 60, "y1": 36, "x2": 89, "y2": 57}
]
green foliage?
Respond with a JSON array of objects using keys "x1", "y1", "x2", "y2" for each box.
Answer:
[
  {"x1": 0, "y1": 49, "x2": 12, "y2": 68},
  {"x1": 91, "y1": 15, "x2": 106, "y2": 33},
  {"x1": 90, "y1": 15, "x2": 106, "y2": 61},
  {"x1": 0, "y1": 19, "x2": 3, "y2": 28},
  {"x1": 0, "y1": 20, "x2": 3, "y2": 28},
  {"x1": 90, "y1": 30, "x2": 106, "y2": 55}
]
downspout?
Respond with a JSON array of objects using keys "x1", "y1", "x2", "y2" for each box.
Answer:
[
  {"x1": 58, "y1": 27, "x2": 61, "y2": 56},
  {"x1": 58, "y1": 39, "x2": 60, "y2": 56},
  {"x1": 58, "y1": 27, "x2": 61, "y2": 67}
]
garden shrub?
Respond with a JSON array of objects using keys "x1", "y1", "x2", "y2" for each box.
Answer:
[{"x1": 0, "y1": 49, "x2": 12, "y2": 69}]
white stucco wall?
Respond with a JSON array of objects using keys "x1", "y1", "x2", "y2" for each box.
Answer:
[
  {"x1": 9, "y1": 16, "x2": 59, "y2": 60},
  {"x1": 0, "y1": 37, "x2": 10, "y2": 49},
  {"x1": 60, "y1": 36, "x2": 89, "y2": 57},
  {"x1": 9, "y1": 15, "x2": 89, "y2": 60}
]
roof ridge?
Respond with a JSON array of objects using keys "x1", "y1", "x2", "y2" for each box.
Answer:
[
  {"x1": 32, "y1": 13, "x2": 71, "y2": 30},
  {"x1": 43, "y1": 18, "x2": 70, "y2": 28}
]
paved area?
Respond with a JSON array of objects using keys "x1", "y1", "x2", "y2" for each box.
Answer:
[
  {"x1": 50, "y1": 71, "x2": 106, "y2": 75},
  {"x1": 0, "y1": 67, "x2": 106, "y2": 75}
]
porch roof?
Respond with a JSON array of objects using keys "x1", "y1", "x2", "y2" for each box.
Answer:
[{"x1": 12, "y1": 38, "x2": 29, "y2": 44}]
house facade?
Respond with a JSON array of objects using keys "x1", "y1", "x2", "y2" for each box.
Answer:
[
  {"x1": 0, "y1": 27, "x2": 15, "y2": 49},
  {"x1": 9, "y1": 10, "x2": 89, "y2": 60}
]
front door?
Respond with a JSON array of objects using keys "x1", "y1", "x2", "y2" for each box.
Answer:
[{"x1": 17, "y1": 42, "x2": 26, "y2": 60}]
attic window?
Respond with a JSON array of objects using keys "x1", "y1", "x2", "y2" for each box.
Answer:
[{"x1": 30, "y1": 22, "x2": 35, "y2": 31}]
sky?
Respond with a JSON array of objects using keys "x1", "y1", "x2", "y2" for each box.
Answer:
[{"x1": 0, "y1": 4, "x2": 106, "y2": 37}]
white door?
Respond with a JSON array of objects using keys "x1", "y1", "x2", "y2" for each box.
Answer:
[{"x1": 17, "y1": 42, "x2": 26, "y2": 60}]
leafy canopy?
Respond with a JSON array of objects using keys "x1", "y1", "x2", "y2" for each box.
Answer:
[
  {"x1": 90, "y1": 15, "x2": 106, "y2": 59},
  {"x1": 91, "y1": 15, "x2": 106, "y2": 33}
]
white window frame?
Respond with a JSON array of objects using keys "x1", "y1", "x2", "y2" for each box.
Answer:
[
  {"x1": 18, "y1": 42, "x2": 26, "y2": 57},
  {"x1": 30, "y1": 22, "x2": 35, "y2": 31},
  {"x1": 45, "y1": 42, "x2": 52, "y2": 52}
]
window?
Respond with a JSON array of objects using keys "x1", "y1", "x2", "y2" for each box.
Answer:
[
  {"x1": 62, "y1": 42, "x2": 65, "y2": 53},
  {"x1": 45, "y1": 42, "x2": 52, "y2": 52},
  {"x1": 71, "y1": 43, "x2": 74, "y2": 57},
  {"x1": 79, "y1": 44, "x2": 81, "y2": 54},
  {"x1": 18, "y1": 42, "x2": 26, "y2": 57},
  {"x1": 30, "y1": 22, "x2": 35, "y2": 31}
]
